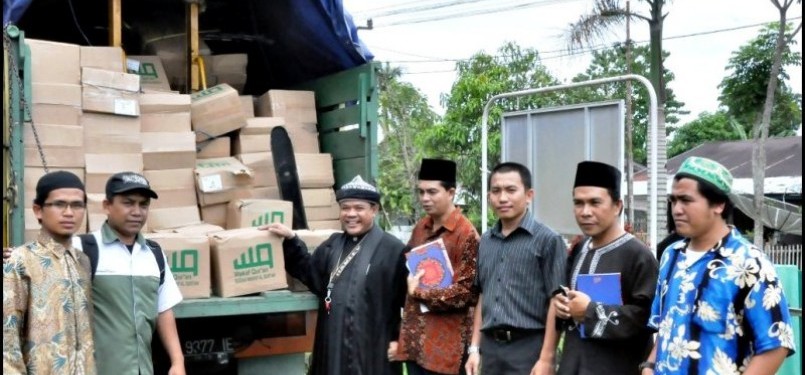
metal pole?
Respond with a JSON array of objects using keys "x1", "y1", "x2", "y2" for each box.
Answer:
[
  {"x1": 6, "y1": 25, "x2": 26, "y2": 246},
  {"x1": 481, "y1": 74, "x2": 660, "y2": 249}
]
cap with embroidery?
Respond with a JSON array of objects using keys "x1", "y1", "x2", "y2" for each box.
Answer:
[
  {"x1": 676, "y1": 156, "x2": 733, "y2": 194},
  {"x1": 335, "y1": 175, "x2": 380, "y2": 203},
  {"x1": 105, "y1": 172, "x2": 159, "y2": 199}
]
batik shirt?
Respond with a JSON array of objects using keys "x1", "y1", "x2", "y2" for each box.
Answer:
[
  {"x1": 3, "y1": 231, "x2": 96, "y2": 375},
  {"x1": 648, "y1": 227, "x2": 796, "y2": 374}
]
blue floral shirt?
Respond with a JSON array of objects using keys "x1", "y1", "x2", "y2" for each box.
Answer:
[{"x1": 648, "y1": 227, "x2": 795, "y2": 374}]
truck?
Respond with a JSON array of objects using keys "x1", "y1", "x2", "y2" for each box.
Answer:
[{"x1": 3, "y1": 1, "x2": 379, "y2": 373}]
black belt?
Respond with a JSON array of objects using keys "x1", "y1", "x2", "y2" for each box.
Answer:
[{"x1": 486, "y1": 328, "x2": 541, "y2": 343}]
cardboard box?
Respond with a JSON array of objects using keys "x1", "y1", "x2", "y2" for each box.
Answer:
[
  {"x1": 31, "y1": 104, "x2": 81, "y2": 126},
  {"x1": 25, "y1": 146, "x2": 85, "y2": 168},
  {"x1": 209, "y1": 228, "x2": 287, "y2": 297},
  {"x1": 86, "y1": 193, "x2": 106, "y2": 232},
  {"x1": 301, "y1": 188, "x2": 337, "y2": 207},
  {"x1": 81, "y1": 67, "x2": 140, "y2": 92},
  {"x1": 146, "y1": 232, "x2": 211, "y2": 299},
  {"x1": 27, "y1": 39, "x2": 80, "y2": 84},
  {"x1": 127, "y1": 56, "x2": 172, "y2": 92},
  {"x1": 241, "y1": 117, "x2": 284, "y2": 135},
  {"x1": 200, "y1": 203, "x2": 228, "y2": 229},
  {"x1": 308, "y1": 220, "x2": 342, "y2": 231},
  {"x1": 32, "y1": 84, "x2": 82, "y2": 106},
  {"x1": 142, "y1": 132, "x2": 196, "y2": 170},
  {"x1": 226, "y1": 199, "x2": 292, "y2": 229},
  {"x1": 144, "y1": 169, "x2": 198, "y2": 209},
  {"x1": 194, "y1": 157, "x2": 253, "y2": 206},
  {"x1": 168, "y1": 223, "x2": 225, "y2": 236},
  {"x1": 148, "y1": 206, "x2": 201, "y2": 231},
  {"x1": 236, "y1": 153, "x2": 276, "y2": 187},
  {"x1": 139, "y1": 93, "x2": 191, "y2": 114},
  {"x1": 296, "y1": 153, "x2": 335, "y2": 188},
  {"x1": 197, "y1": 136, "x2": 231, "y2": 159},
  {"x1": 190, "y1": 84, "x2": 245, "y2": 141},
  {"x1": 141, "y1": 113, "x2": 192, "y2": 133},
  {"x1": 85, "y1": 154, "x2": 143, "y2": 192},
  {"x1": 305, "y1": 205, "x2": 340, "y2": 221},
  {"x1": 256, "y1": 90, "x2": 317, "y2": 123},
  {"x1": 24, "y1": 124, "x2": 83, "y2": 148},
  {"x1": 82, "y1": 86, "x2": 140, "y2": 117},
  {"x1": 82, "y1": 113, "x2": 142, "y2": 154},
  {"x1": 250, "y1": 187, "x2": 280, "y2": 200},
  {"x1": 80, "y1": 46, "x2": 125, "y2": 72},
  {"x1": 233, "y1": 134, "x2": 269, "y2": 155},
  {"x1": 240, "y1": 96, "x2": 255, "y2": 118}
]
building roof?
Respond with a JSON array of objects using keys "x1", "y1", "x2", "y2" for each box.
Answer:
[{"x1": 636, "y1": 136, "x2": 802, "y2": 180}]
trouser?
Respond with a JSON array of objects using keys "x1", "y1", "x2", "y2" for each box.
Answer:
[{"x1": 479, "y1": 328, "x2": 545, "y2": 375}]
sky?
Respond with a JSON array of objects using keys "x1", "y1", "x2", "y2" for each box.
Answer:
[{"x1": 343, "y1": 0, "x2": 803, "y2": 126}]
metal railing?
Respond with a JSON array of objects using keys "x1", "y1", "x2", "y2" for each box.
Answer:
[{"x1": 765, "y1": 244, "x2": 802, "y2": 270}]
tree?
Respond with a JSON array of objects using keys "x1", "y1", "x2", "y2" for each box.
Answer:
[
  {"x1": 719, "y1": 23, "x2": 803, "y2": 138},
  {"x1": 750, "y1": 2, "x2": 803, "y2": 247},
  {"x1": 376, "y1": 63, "x2": 440, "y2": 227},
  {"x1": 667, "y1": 111, "x2": 744, "y2": 157},
  {"x1": 567, "y1": 0, "x2": 671, "y2": 237},
  {"x1": 427, "y1": 42, "x2": 563, "y2": 229},
  {"x1": 570, "y1": 43, "x2": 686, "y2": 165}
]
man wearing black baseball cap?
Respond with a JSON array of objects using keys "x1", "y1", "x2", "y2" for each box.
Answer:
[
  {"x1": 3, "y1": 171, "x2": 97, "y2": 373},
  {"x1": 80, "y1": 171, "x2": 186, "y2": 375}
]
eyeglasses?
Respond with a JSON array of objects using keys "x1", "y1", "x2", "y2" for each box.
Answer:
[{"x1": 42, "y1": 201, "x2": 86, "y2": 211}]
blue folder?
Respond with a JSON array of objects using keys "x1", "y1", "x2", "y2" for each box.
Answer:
[{"x1": 576, "y1": 273, "x2": 622, "y2": 338}]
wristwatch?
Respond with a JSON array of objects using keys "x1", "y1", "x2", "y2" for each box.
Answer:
[
  {"x1": 467, "y1": 345, "x2": 480, "y2": 355},
  {"x1": 638, "y1": 361, "x2": 655, "y2": 372}
]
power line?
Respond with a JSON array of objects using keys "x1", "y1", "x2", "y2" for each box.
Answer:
[
  {"x1": 375, "y1": 0, "x2": 582, "y2": 28},
  {"x1": 387, "y1": 16, "x2": 803, "y2": 69},
  {"x1": 356, "y1": 0, "x2": 496, "y2": 19}
]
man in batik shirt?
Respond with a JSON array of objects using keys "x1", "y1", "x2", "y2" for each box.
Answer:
[
  {"x1": 394, "y1": 159, "x2": 480, "y2": 375},
  {"x1": 3, "y1": 171, "x2": 96, "y2": 374},
  {"x1": 642, "y1": 157, "x2": 796, "y2": 374}
]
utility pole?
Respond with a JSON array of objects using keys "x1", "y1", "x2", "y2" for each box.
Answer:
[{"x1": 625, "y1": 0, "x2": 635, "y2": 232}]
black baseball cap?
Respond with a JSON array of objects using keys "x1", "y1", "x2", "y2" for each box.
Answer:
[{"x1": 105, "y1": 172, "x2": 159, "y2": 199}]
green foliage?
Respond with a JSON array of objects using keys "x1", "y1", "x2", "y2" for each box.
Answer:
[
  {"x1": 718, "y1": 22, "x2": 803, "y2": 137},
  {"x1": 426, "y1": 42, "x2": 563, "y2": 229},
  {"x1": 570, "y1": 43, "x2": 686, "y2": 164},
  {"x1": 376, "y1": 64, "x2": 440, "y2": 227},
  {"x1": 667, "y1": 111, "x2": 743, "y2": 157}
]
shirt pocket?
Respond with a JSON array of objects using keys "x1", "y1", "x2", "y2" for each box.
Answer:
[{"x1": 692, "y1": 282, "x2": 732, "y2": 334}]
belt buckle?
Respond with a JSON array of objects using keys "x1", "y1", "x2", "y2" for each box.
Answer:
[{"x1": 494, "y1": 330, "x2": 512, "y2": 342}]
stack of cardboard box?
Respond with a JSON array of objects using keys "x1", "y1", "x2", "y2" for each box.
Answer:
[
  {"x1": 80, "y1": 56, "x2": 144, "y2": 231},
  {"x1": 23, "y1": 40, "x2": 85, "y2": 241},
  {"x1": 140, "y1": 93, "x2": 200, "y2": 231},
  {"x1": 235, "y1": 117, "x2": 282, "y2": 200}
]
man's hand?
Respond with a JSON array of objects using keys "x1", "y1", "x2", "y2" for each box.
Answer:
[
  {"x1": 168, "y1": 364, "x2": 186, "y2": 375},
  {"x1": 387, "y1": 341, "x2": 398, "y2": 361},
  {"x1": 553, "y1": 288, "x2": 571, "y2": 320},
  {"x1": 465, "y1": 352, "x2": 481, "y2": 375},
  {"x1": 407, "y1": 270, "x2": 425, "y2": 296},
  {"x1": 567, "y1": 290, "x2": 591, "y2": 323},
  {"x1": 258, "y1": 223, "x2": 295, "y2": 239},
  {"x1": 531, "y1": 358, "x2": 555, "y2": 375}
]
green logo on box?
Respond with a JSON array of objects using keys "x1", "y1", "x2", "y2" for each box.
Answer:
[
  {"x1": 138, "y1": 62, "x2": 160, "y2": 79},
  {"x1": 191, "y1": 85, "x2": 225, "y2": 100},
  {"x1": 170, "y1": 249, "x2": 199, "y2": 276},
  {"x1": 197, "y1": 160, "x2": 230, "y2": 169},
  {"x1": 251, "y1": 211, "x2": 285, "y2": 227},
  {"x1": 233, "y1": 243, "x2": 273, "y2": 270}
]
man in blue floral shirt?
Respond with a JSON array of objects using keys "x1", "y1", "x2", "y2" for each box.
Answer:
[{"x1": 642, "y1": 156, "x2": 795, "y2": 374}]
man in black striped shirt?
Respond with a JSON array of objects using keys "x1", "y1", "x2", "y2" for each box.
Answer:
[{"x1": 465, "y1": 162, "x2": 567, "y2": 375}]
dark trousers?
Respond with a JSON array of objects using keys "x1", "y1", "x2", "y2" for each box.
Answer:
[
  {"x1": 480, "y1": 329, "x2": 545, "y2": 375},
  {"x1": 406, "y1": 361, "x2": 449, "y2": 375}
]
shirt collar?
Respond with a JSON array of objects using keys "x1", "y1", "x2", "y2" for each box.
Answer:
[
  {"x1": 101, "y1": 221, "x2": 147, "y2": 248},
  {"x1": 36, "y1": 229, "x2": 76, "y2": 259},
  {"x1": 423, "y1": 207, "x2": 463, "y2": 233},
  {"x1": 492, "y1": 209, "x2": 537, "y2": 238}
]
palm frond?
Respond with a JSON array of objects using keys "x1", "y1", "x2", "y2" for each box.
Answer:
[{"x1": 566, "y1": 0, "x2": 644, "y2": 51}]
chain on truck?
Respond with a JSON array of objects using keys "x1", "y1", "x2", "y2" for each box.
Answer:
[{"x1": 3, "y1": 1, "x2": 379, "y2": 373}]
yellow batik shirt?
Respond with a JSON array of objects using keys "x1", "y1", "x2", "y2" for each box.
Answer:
[{"x1": 3, "y1": 231, "x2": 96, "y2": 375}]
